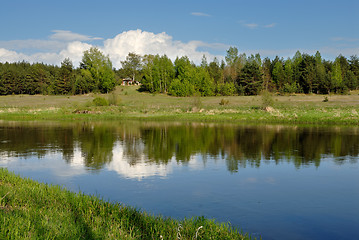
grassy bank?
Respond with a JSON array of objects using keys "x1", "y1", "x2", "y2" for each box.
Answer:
[
  {"x1": 1, "y1": 86, "x2": 359, "y2": 125},
  {"x1": 0, "y1": 168, "x2": 251, "y2": 239}
]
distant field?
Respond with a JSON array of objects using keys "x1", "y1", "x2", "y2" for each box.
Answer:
[
  {"x1": 1, "y1": 86, "x2": 359, "y2": 108},
  {"x1": 1, "y1": 86, "x2": 359, "y2": 124}
]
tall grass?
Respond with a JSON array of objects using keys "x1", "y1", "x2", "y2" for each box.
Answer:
[
  {"x1": 191, "y1": 93, "x2": 202, "y2": 111},
  {"x1": 0, "y1": 168, "x2": 252, "y2": 239},
  {"x1": 108, "y1": 92, "x2": 121, "y2": 106}
]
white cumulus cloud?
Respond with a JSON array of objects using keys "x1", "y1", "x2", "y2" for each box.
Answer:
[
  {"x1": 59, "y1": 41, "x2": 93, "y2": 65},
  {"x1": 0, "y1": 48, "x2": 28, "y2": 62},
  {"x1": 0, "y1": 29, "x2": 226, "y2": 68},
  {"x1": 103, "y1": 29, "x2": 224, "y2": 67}
]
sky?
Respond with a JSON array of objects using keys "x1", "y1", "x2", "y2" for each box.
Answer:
[{"x1": 0, "y1": 0, "x2": 358, "y2": 68}]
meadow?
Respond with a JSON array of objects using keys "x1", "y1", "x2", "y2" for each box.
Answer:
[{"x1": 0, "y1": 86, "x2": 359, "y2": 125}]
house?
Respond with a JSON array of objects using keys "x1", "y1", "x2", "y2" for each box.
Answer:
[{"x1": 121, "y1": 78, "x2": 140, "y2": 86}]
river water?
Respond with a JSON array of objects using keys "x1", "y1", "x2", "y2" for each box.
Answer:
[{"x1": 0, "y1": 121, "x2": 358, "y2": 239}]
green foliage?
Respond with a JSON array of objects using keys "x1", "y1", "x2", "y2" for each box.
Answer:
[
  {"x1": 216, "y1": 82, "x2": 236, "y2": 96},
  {"x1": 332, "y1": 60, "x2": 343, "y2": 93},
  {"x1": 323, "y1": 96, "x2": 329, "y2": 102},
  {"x1": 272, "y1": 60, "x2": 285, "y2": 90},
  {"x1": 298, "y1": 54, "x2": 317, "y2": 93},
  {"x1": 225, "y1": 46, "x2": 239, "y2": 66},
  {"x1": 1, "y1": 48, "x2": 359, "y2": 98},
  {"x1": 168, "y1": 78, "x2": 195, "y2": 96},
  {"x1": 208, "y1": 57, "x2": 223, "y2": 84},
  {"x1": 121, "y1": 52, "x2": 142, "y2": 82},
  {"x1": 349, "y1": 55, "x2": 359, "y2": 85},
  {"x1": 141, "y1": 54, "x2": 175, "y2": 93},
  {"x1": 284, "y1": 59, "x2": 294, "y2": 88},
  {"x1": 237, "y1": 59, "x2": 263, "y2": 95},
  {"x1": 193, "y1": 67, "x2": 215, "y2": 96},
  {"x1": 55, "y1": 58, "x2": 75, "y2": 94},
  {"x1": 143, "y1": 55, "x2": 216, "y2": 97},
  {"x1": 80, "y1": 47, "x2": 116, "y2": 93},
  {"x1": 93, "y1": 97, "x2": 109, "y2": 106},
  {"x1": 74, "y1": 69, "x2": 91, "y2": 94},
  {"x1": 168, "y1": 56, "x2": 197, "y2": 96},
  {"x1": 237, "y1": 85, "x2": 246, "y2": 96},
  {"x1": 283, "y1": 82, "x2": 298, "y2": 94}
]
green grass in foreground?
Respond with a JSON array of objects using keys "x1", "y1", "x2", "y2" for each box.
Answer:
[
  {"x1": 1, "y1": 86, "x2": 359, "y2": 125},
  {"x1": 0, "y1": 168, "x2": 252, "y2": 240}
]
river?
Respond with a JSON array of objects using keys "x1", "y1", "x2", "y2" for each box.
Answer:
[{"x1": 0, "y1": 121, "x2": 358, "y2": 239}]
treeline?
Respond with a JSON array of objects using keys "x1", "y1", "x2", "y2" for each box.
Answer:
[
  {"x1": 0, "y1": 47, "x2": 116, "y2": 95},
  {"x1": 138, "y1": 48, "x2": 359, "y2": 96},
  {"x1": 1, "y1": 46, "x2": 359, "y2": 96}
]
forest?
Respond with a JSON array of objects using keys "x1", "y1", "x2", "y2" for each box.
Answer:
[{"x1": 0, "y1": 46, "x2": 359, "y2": 96}]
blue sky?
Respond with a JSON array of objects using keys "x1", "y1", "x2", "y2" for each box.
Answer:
[{"x1": 0, "y1": 0, "x2": 358, "y2": 67}]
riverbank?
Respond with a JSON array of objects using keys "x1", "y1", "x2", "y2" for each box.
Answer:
[
  {"x1": 1, "y1": 86, "x2": 359, "y2": 125},
  {"x1": 0, "y1": 168, "x2": 250, "y2": 239}
]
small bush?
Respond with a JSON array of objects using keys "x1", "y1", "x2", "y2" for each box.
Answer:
[
  {"x1": 219, "y1": 99, "x2": 229, "y2": 105},
  {"x1": 93, "y1": 97, "x2": 109, "y2": 106},
  {"x1": 323, "y1": 96, "x2": 329, "y2": 102},
  {"x1": 261, "y1": 90, "x2": 274, "y2": 109}
]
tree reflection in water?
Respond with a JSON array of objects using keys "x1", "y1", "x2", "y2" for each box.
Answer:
[{"x1": 0, "y1": 121, "x2": 358, "y2": 173}]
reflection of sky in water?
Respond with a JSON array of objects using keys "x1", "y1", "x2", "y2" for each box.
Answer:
[
  {"x1": 1, "y1": 147, "x2": 358, "y2": 240},
  {"x1": 0, "y1": 142, "x2": 211, "y2": 181},
  {"x1": 108, "y1": 142, "x2": 173, "y2": 180}
]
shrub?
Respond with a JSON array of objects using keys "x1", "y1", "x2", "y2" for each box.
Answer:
[
  {"x1": 323, "y1": 96, "x2": 329, "y2": 102},
  {"x1": 93, "y1": 97, "x2": 109, "y2": 106},
  {"x1": 261, "y1": 90, "x2": 274, "y2": 109},
  {"x1": 219, "y1": 99, "x2": 229, "y2": 105}
]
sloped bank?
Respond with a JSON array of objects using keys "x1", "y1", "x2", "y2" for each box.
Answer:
[{"x1": 0, "y1": 168, "x2": 252, "y2": 239}]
